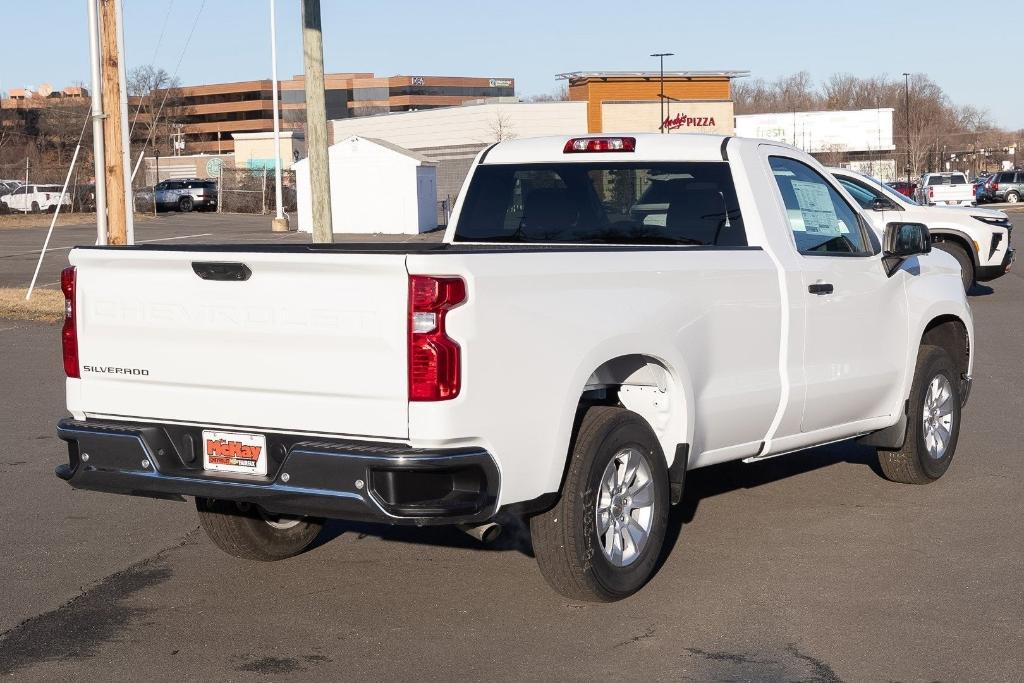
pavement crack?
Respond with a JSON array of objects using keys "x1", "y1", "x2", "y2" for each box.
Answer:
[
  {"x1": 0, "y1": 527, "x2": 199, "y2": 675},
  {"x1": 613, "y1": 626, "x2": 655, "y2": 649}
]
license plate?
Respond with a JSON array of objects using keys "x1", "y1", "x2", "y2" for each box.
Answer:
[{"x1": 202, "y1": 430, "x2": 268, "y2": 475}]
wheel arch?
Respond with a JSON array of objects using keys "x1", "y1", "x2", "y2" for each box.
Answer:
[
  {"x1": 547, "y1": 351, "x2": 693, "y2": 504},
  {"x1": 920, "y1": 314, "x2": 971, "y2": 386},
  {"x1": 929, "y1": 228, "x2": 979, "y2": 266}
]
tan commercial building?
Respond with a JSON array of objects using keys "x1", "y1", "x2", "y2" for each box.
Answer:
[
  {"x1": 561, "y1": 70, "x2": 747, "y2": 135},
  {"x1": 231, "y1": 131, "x2": 306, "y2": 170}
]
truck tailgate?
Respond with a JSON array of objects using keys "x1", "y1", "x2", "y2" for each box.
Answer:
[{"x1": 68, "y1": 248, "x2": 410, "y2": 439}]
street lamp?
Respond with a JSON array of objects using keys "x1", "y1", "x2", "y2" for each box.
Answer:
[
  {"x1": 903, "y1": 72, "x2": 911, "y2": 188},
  {"x1": 651, "y1": 52, "x2": 674, "y2": 133}
]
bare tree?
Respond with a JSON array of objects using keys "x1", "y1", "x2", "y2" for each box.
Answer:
[
  {"x1": 733, "y1": 71, "x2": 820, "y2": 114},
  {"x1": 127, "y1": 65, "x2": 184, "y2": 155},
  {"x1": 814, "y1": 144, "x2": 848, "y2": 168},
  {"x1": 488, "y1": 110, "x2": 516, "y2": 142},
  {"x1": 35, "y1": 100, "x2": 90, "y2": 168},
  {"x1": 733, "y1": 70, "x2": 1019, "y2": 177},
  {"x1": 525, "y1": 84, "x2": 569, "y2": 102}
]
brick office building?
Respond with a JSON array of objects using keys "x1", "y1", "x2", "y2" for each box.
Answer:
[{"x1": 143, "y1": 73, "x2": 514, "y2": 154}]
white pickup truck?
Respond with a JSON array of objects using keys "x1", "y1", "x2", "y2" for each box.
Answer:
[
  {"x1": 56, "y1": 134, "x2": 974, "y2": 601},
  {"x1": 831, "y1": 167, "x2": 1014, "y2": 291},
  {"x1": 915, "y1": 172, "x2": 975, "y2": 207}
]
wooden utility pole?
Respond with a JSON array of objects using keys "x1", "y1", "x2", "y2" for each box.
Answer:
[
  {"x1": 98, "y1": 0, "x2": 128, "y2": 244},
  {"x1": 301, "y1": 0, "x2": 333, "y2": 243}
]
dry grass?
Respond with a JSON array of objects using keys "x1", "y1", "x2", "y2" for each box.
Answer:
[
  {"x1": 0, "y1": 212, "x2": 155, "y2": 230},
  {"x1": 0, "y1": 288, "x2": 64, "y2": 323}
]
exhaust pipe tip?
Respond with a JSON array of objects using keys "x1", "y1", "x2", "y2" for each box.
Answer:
[{"x1": 458, "y1": 522, "x2": 502, "y2": 544}]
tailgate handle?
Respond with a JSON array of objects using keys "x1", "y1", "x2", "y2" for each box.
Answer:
[{"x1": 191, "y1": 261, "x2": 251, "y2": 282}]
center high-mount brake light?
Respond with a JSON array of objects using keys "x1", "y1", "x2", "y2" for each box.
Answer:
[
  {"x1": 563, "y1": 137, "x2": 636, "y2": 154},
  {"x1": 408, "y1": 275, "x2": 466, "y2": 401},
  {"x1": 61, "y1": 266, "x2": 79, "y2": 378}
]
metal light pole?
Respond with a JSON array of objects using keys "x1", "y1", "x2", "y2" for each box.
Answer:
[
  {"x1": 903, "y1": 72, "x2": 911, "y2": 188},
  {"x1": 269, "y1": 0, "x2": 288, "y2": 231},
  {"x1": 651, "y1": 52, "x2": 673, "y2": 133},
  {"x1": 86, "y1": 0, "x2": 107, "y2": 245}
]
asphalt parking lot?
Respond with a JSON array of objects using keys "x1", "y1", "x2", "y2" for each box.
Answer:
[
  {"x1": 0, "y1": 212, "x2": 439, "y2": 291},
  {"x1": 0, "y1": 213, "x2": 1021, "y2": 680}
]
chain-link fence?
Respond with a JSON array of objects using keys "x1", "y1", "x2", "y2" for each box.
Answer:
[
  {"x1": 129, "y1": 166, "x2": 298, "y2": 216},
  {"x1": 436, "y1": 194, "x2": 454, "y2": 229},
  {"x1": 217, "y1": 166, "x2": 296, "y2": 214}
]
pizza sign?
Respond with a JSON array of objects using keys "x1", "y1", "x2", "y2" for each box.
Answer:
[{"x1": 663, "y1": 113, "x2": 717, "y2": 130}]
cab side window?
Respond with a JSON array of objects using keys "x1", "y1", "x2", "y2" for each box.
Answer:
[
  {"x1": 836, "y1": 178, "x2": 879, "y2": 210},
  {"x1": 769, "y1": 157, "x2": 873, "y2": 256}
]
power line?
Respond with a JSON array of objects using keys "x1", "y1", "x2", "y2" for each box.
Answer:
[
  {"x1": 128, "y1": 0, "x2": 177, "y2": 138},
  {"x1": 132, "y1": 0, "x2": 207, "y2": 156}
]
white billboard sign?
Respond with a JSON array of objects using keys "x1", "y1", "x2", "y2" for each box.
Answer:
[{"x1": 735, "y1": 108, "x2": 895, "y2": 154}]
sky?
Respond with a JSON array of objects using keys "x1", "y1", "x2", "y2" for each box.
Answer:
[{"x1": 1, "y1": 0, "x2": 1020, "y2": 129}]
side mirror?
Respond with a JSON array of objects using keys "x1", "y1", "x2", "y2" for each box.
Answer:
[
  {"x1": 870, "y1": 197, "x2": 891, "y2": 211},
  {"x1": 882, "y1": 222, "x2": 931, "y2": 276}
]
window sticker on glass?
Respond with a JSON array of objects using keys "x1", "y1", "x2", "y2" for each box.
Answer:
[{"x1": 791, "y1": 180, "x2": 841, "y2": 235}]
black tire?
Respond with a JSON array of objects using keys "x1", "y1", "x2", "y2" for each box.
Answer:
[
  {"x1": 195, "y1": 497, "x2": 324, "y2": 561},
  {"x1": 178, "y1": 196, "x2": 194, "y2": 212},
  {"x1": 878, "y1": 345, "x2": 962, "y2": 485},
  {"x1": 934, "y1": 240, "x2": 975, "y2": 292},
  {"x1": 1006, "y1": 191, "x2": 1020, "y2": 204},
  {"x1": 530, "y1": 406, "x2": 670, "y2": 602},
  {"x1": 30, "y1": 201, "x2": 40, "y2": 214}
]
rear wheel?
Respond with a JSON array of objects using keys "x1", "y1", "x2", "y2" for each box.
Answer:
[
  {"x1": 1006, "y1": 191, "x2": 1020, "y2": 204},
  {"x1": 934, "y1": 240, "x2": 975, "y2": 292},
  {"x1": 530, "y1": 406, "x2": 670, "y2": 602},
  {"x1": 178, "y1": 196, "x2": 194, "y2": 212},
  {"x1": 195, "y1": 497, "x2": 324, "y2": 561},
  {"x1": 878, "y1": 345, "x2": 962, "y2": 484}
]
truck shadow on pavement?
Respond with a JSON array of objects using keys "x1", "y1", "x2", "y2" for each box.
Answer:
[
  {"x1": 311, "y1": 439, "x2": 882, "y2": 565},
  {"x1": 967, "y1": 283, "x2": 994, "y2": 297},
  {"x1": 658, "y1": 439, "x2": 882, "y2": 569}
]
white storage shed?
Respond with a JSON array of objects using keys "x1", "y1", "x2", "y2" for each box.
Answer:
[{"x1": 294, "y1": 135, "x2": 438, "y2": 235}]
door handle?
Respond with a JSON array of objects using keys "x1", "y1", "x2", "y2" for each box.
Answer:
[
  {"x1": 192, "y1": 261, "x2": 252, "y2": 281},
  {"x1": 808, "y1": 283, "x2": 834, "y2": 295}
]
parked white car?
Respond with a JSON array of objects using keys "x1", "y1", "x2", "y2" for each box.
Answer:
[
  {"x1": 56, "y1": 134, "x2": 974, "y2": 601},
  {"x1": 915, "y1": 172, "x2": 975, "y2": 207},
  {"x1": 0, "y1": 183, "x2": 71, "y2": 213},
  {"x1": 831, "y1": 167, "x2": 1014, "y2": 290}
]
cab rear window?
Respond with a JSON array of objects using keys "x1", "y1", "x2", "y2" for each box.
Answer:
[{"x1": 454, "y1": 162, "x2": 747, "y2": 246}]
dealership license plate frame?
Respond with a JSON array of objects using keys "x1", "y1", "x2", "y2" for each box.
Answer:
[{"x1": 202, "y1": 429, "x2": 268, "y2": 476}]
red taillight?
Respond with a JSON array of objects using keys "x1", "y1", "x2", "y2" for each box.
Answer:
[
  {"x1": 928, "y1": 186, "x2": 934, "y2": 198},
  {"x1": 563, "y1": 137, "x2": 636, "y2": 153},
  {"x1": 408, "y1": 275, "x2": 466, "y2": 401},
  {"x1": 991, "y1": 182, "x2": 999, "y2": 191},
  {"x1": 61, "y1": 266, "x2": 79, "y2": 378}
]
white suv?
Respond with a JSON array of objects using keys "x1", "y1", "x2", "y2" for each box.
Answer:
[
  {"x1": 0, "y1": 184, "x2": 71, "y2": 213},
  {"x1": 831, "y1": 168, "x2": 1014, "y2": 290}
]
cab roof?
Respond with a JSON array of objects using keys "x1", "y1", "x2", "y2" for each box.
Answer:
[{"x1": 481, "y1": 133, "x2": 733, "y2": 164}]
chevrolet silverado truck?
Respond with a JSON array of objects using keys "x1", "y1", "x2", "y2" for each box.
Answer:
[
  {"x1": 831, "y1": 167, "x2": 1014, "y2": 291},
  {"x1": 56, "y1": 134, "x2": 974, "y2": 602},
  {"x1": 915, "y1": 172, "x2": 975, "y2": 207}
]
